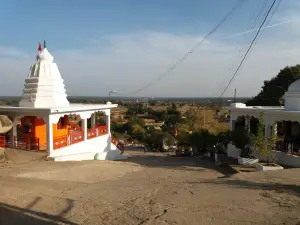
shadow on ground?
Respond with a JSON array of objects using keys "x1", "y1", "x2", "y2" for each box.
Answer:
[
  {"x1": 191, "y1": 178, "x2": 300, "y2": 196},
  {"x1": 124, "y1": 153, "x2": 239, "y2": 178},
  {"x1": 0, "y1": 197, "x2": 76, "y2": 225}
]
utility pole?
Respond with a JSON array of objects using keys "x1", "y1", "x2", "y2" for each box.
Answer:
[{"x1": 234, "y1": 88, "x2": 236, "y2": 103}]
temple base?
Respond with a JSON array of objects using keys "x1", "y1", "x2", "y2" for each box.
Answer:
[{"x1": 48, "y1": 135, "x2": 126, "y2": 161}]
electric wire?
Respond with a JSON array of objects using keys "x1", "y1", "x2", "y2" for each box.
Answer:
[
  {"x1": 122, "y1": 0, "x2": 248, "y2": 96},
  {"x1": 219, "y1": 0, "x2": 281, "y2": 98},
  {"x1": 216, "y1": 0, "x2": 271, "y2": 93}
]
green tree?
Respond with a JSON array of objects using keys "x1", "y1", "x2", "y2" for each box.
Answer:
[
  {"x1": 246, "y1": 65, "x2": 300, "y2": 106},
  {"x1": 188, "y1": 129, "x2": 213, "y2": 151},
  {"x1": 131, "y1": 124, "x2": 146, "y2": 141},
  {"x1": 171, "y1": 103, "x2": 177, "y2": 110},
  {"x1": 251, "y1": 113, "x2": 276, "y2": 164},
  {"x1": 184, "y1": 109, "x2": 197, "y2": 130},
  {"x1": 144, "y1": 131, "x2": 175, "y2": 151},
  {"x1": 149, "y1": 99, "x2": 157, "y2": 106}
]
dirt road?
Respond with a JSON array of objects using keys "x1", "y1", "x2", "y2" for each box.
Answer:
[{"x1": 0, "y1": 150, "x2": 299, "y2": 225}]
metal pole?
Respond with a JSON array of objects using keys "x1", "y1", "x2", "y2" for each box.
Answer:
[{"x1": 234, "y1": 88, "x2": 236, "y2": 103}]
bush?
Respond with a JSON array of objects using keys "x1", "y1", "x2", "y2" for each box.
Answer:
[
  {"x1": 251, "y1": 113, "x2": 276, "y2": 164},
  {"x1": 231, "y1": 127, "x2": 250, "y2": 150}
]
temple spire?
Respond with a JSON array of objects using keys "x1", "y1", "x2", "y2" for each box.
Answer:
[
  {"x1": 38, "y1": 42, "x2": 42, "y2": 52},
  {"x1": 44, "y1": 40, "x2": 46, "y2": 49}
]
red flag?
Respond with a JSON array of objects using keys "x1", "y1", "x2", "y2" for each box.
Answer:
[{"x1": 38, "y1": 42, "x2": 42, "y2": 52}]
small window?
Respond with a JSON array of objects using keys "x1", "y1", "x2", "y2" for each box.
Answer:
[{"x1": 57, "y1": 117, "x2": 65, "y2": 130}]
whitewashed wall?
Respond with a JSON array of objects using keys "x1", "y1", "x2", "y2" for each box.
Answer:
[
  {"x1": 49, "y1": 134, "x2": 124, "y2": 161},
  {"x1": 227, "y1": 144, "x2": 300, "y2": 167},
  {"x1": 227, "y1": 143, "x2": 241, "y2": 159}
]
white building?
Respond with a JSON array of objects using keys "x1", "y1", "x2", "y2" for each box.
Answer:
[
  {"x1": 0, "y1": 42, "x2": 125, "y2": 161},
  {"x1": 224, "y1": 79, "x2": 300, "y2": 167}
]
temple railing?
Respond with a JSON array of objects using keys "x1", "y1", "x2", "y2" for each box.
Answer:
[
  {"x1": 70, "y1": 131, "x2": 84, "y2": 145},
  {"x1": 87, "y1": 128, "x2": 98, "y2": 139},
  {"x1": 111, "y1": 136, "x2": 125, "y2": 153},
  {"x1": 0, "y1": 136, "x2": 40, "y2": 150},
  {"x1": 0, "y1": 126, "x2": 109, "y2": 151},
  {"x1": 14, "y1": 136, "x2": 40, "y2": 150},
  {"x1": 53, "y1": 135, "x2": 68, "y2": 150},
  {"x1": 0, "y1": 136, "x2": 5, "y2": 148},
  {"x1": 53, "y1": 126, "x2": 108, "y2": 150}
]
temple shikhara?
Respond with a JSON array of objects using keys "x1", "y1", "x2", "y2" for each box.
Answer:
[{"x1": 0, "y1": 42, "x2": 125, "y2": 161}]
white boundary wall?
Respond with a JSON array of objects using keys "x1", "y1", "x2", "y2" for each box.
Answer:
[
  {"x1": 227, "y1": 143, "x2": 241, "y2": 159},
  {"x1": 227, "y1": 143, "x2": 300, "y2": 167}
]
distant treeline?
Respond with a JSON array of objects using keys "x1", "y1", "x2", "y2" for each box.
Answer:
[{"x1": 0, "y1": 96, "x2": 250, "y2": 106}]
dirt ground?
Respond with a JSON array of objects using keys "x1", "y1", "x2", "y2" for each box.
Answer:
[{"x1": 0, "y1": 149, "x2": 300, "y2": 225}]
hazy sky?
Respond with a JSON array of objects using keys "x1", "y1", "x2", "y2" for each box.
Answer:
[{"x1": 0, "y1": 0, "x2": 300, "y2": 97}]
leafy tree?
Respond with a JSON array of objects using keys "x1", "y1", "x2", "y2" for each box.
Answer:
[
  {"x1": 188, "y1": 129, "x2": 212, "y2": 151},
  {"x1": 131, "y1": 124, "x2": 146, "y2": 141},
  {"x1": 144, "y1": 131, "x2": 175, "y2": 151},
  {"x1": 246, "y1": 65, "x2": 300, "y2": 106},
  {"x1": 251, "y1": 113, "x2": 276, "y2": 164},
  {"x1": 171, "y1": 103, "x2": 177, "y2": 109},
  {"x1": 126, "y1": 103, "x2": 147, "y2": 115},
  {"x1": 231, "y1": 127, "x2": 250, "y2": 150},
  {"x1": 148, "y1": 99, "x2": 157, "y2": 106},
  {"x1": 184, "y1": 109, "x2": 197, "y2": 130}
]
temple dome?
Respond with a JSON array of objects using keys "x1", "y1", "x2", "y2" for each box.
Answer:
[
  {"x1": 284, "y1": 79, "x2": 300, "y2": 111},
  {"x1": 19, "y1": 42, "x2": 70, "y2": 108}
]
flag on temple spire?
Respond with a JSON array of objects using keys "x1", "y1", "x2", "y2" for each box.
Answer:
[
  {"x1": 38, "y1": 42, "x2": 42, "y2": 52},
  {"x1": 44, "y1": 40, "x2": 46, "y2": 48}
]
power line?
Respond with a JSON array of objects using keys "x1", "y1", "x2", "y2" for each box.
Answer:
[
  {"x1": 219, "y1": 0, "x2": 281, "y2": 98},
  {"x1": 216, "y1": 0, "x2": 271, "y2": 94},
  {"x1": 123, "y1": 0, "x2": 248, "y2": 96}
]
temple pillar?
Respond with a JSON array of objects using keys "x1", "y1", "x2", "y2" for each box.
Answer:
[
  {"x1": 105, "y1": 110, "x2": 111, "y2": 135},
  {"x1": 245, "y1": 116, "x2": 250, "y2": 134},
  {"x1": 11, "y1": 117, "x2": 18, "y2": 147},
  {"x1": 230, "y1": 120, "x2": 236, "y2": 131},
  {"x1": 82, "y1": 118, "x2": 88, "y2": 140},
  {"x1": 265, "y1": 125, "x2": 270, "y2": 138},
  {"x1": 272, "y1": 122, "x2": 277, "y2": 136},
  {"x1": 46, "y1": 115, "x2": 53, "y2": 154},
  {"x1": 91, "y1": 113, "x2": 96, "y2": 128}
]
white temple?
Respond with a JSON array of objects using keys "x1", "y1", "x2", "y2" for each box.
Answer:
[
  {"x1": 0, "y1": 42, "x2": 126, "y2": 161},
  {"x1": 19, "y1": 42, "x2": 70, "y2": 108},
  {"x1": 224, "y1": 80, "x2": 300, "y2": 167}
]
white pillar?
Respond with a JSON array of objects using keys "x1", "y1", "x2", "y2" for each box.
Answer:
[
  {"x1": 106, "y1": 110, "x2": 111, "y2": 135},
  {"x1": 245, "y1": 116, "x2": 250, "y2": 134},
  {"x1": 82, "y1": 118, "x2": 88, "y2": 140},
  {"x1": 272, "y1": 122, "x2": 277, "y2": 137},
  {"x1": 46, "y1": 115, "x2": 54, "y2": 154},
  {"x1": 91, "y1": 113, "x2": 96, "y2": 128},
  {"x1": 11, "y1": 117, "x2": 18, "y2": 147},
  {"x1": 265, "y1": 125, "x2": 271, "y2": 138},
  {"x1": 230, "y1": 120, "x2": 236, "y2": 131}
]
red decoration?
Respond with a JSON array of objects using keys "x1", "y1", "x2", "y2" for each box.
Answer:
[{"x1": 38, "y1": 42, "x2": 42, "y2": 52}]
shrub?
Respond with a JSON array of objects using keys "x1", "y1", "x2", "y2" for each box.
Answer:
[
  {"x1": 251, "y1": 113, "x2": 276, "y2": 164},
  {"x1": 231, "y1": 127, "x2": 250, "y2": 150}
]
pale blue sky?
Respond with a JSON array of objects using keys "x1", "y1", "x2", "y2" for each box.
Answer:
[{"x1": 0, "y1": 0, "x2": 299, "y2": 97}]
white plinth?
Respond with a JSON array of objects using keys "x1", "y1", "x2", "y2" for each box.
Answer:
[{"x1": 255, "y1": 163, "x2": 283, "y2": 171}]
